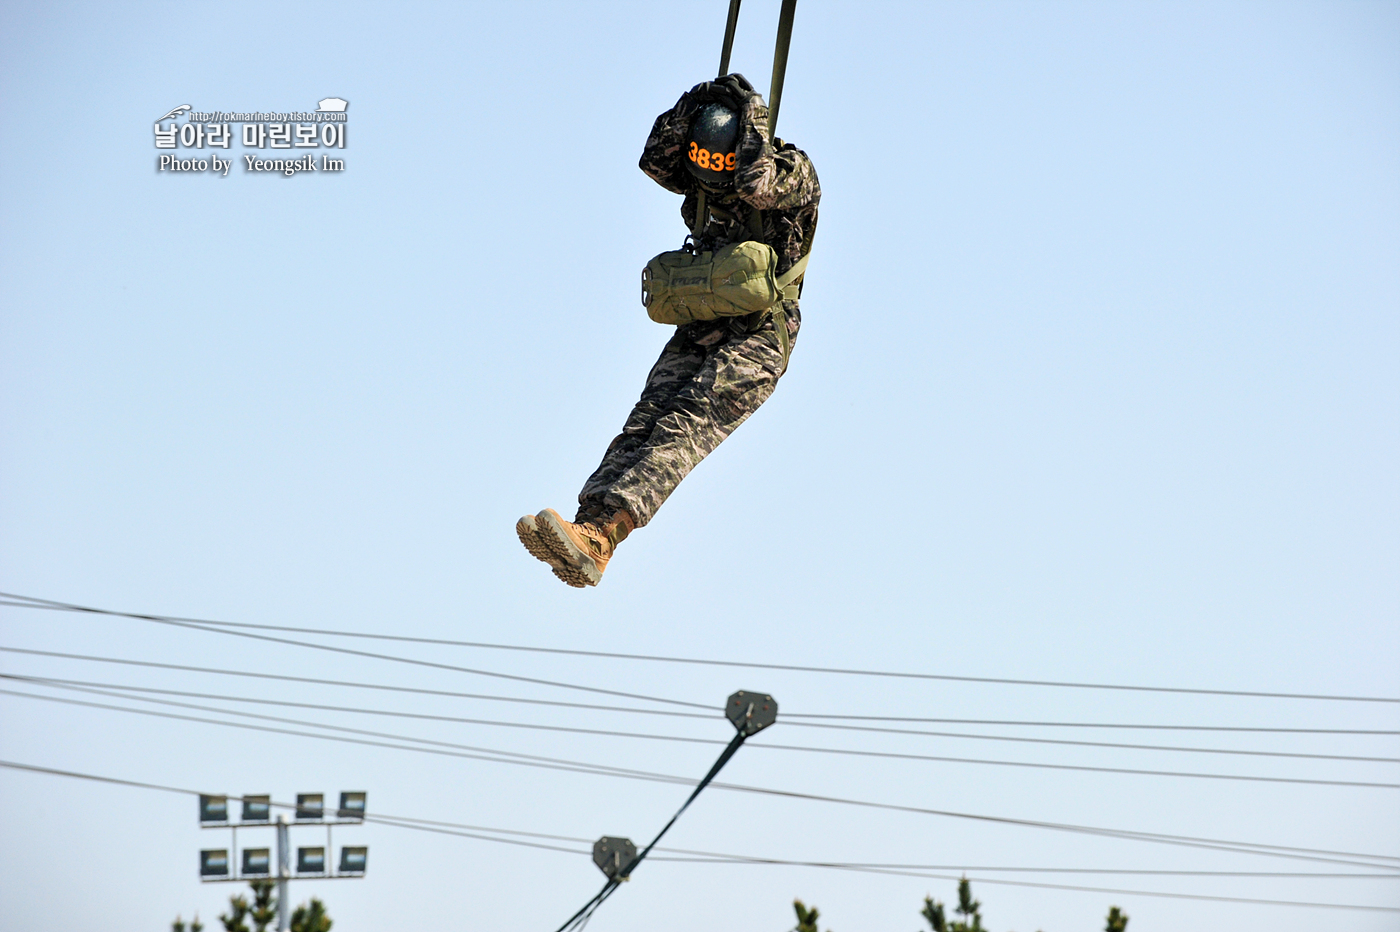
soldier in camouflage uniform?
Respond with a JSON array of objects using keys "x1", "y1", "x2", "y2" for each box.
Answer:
[{"x1": 518, "y1": 74, "x2": 820, "y2": 587}]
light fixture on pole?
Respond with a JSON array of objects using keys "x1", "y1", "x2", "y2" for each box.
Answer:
[{"x1": 197, "y1": 789, "x2": 370, "y2": 931}]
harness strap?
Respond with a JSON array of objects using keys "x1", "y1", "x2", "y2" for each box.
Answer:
[
  {"x1": 766, "y1": 247, "x2": 808, "y2": 377},
  {"x1": 692, "y1": 188, "x2": 708, "y2": 242},
  {"x1": 776, "y1": 250, "x2": 809, "y2": 294},
  {"x1": 752, "y1": 204, "x2": 809, "y2": 376},
  {"x1": 770, "y1": 303, "x2": 792, "y2": 376}
]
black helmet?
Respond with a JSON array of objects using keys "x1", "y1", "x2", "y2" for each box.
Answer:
[{"x1": 685, "y1": 102, "x2": 740, "y2": 187}]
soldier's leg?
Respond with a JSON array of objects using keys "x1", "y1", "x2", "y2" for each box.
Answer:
[
  {"x1": 519, "y1": 313, "x2": 796, "y2": 586},
  {"x1": 597, "y1": 316, "x2": 795, "y2": 526},
  {"x1": 576, "y1": 336, "x2": 707, "y2": 520},
  {"x1": 516, "y1": 337, "x2": 706, "y2": 588}
]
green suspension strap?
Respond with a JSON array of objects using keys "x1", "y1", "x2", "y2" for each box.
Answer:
[
  {"x1": 701, "y1": 0, "x2": 741, "y2": 252},
  {"x1": 705, "y1": 0, "x2": 806, "y2": 373},
  {"x1": 763, "y1": 0, "x2": 802, "y2": 374},
  {"x1": 767, "y1": 0, "x2": 798, "y2": 142},
  {"x1": 718, "y1": 0, "x2": 742, "y2": 78}
]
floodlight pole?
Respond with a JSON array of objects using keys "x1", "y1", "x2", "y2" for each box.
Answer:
[{"x1": 276, "y1": 813, "x2": 291, "y2": 932}]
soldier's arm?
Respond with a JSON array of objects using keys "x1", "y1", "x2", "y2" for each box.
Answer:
[
  {"x1": 638, "y1": 91, "x2": 703, "y2": 195},
  {"x1": 732, "y1": 99, "x2": 820, "y2": 212}
]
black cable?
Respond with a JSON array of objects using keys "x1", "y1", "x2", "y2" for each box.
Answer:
[
  {"x1": 11, "y1": 671, "x2": 1392, "y2": 765},
  {"x1": 0, "y1": 596, "x2": 711, "y2": 711},
  {"x1": 554, "y1": 730, "x2": 753, "y2": 932},
  {"x1": 9, "y1": 677, "x2": 1395, "y2": 790},
  {"x1": 1, "y1": 686, "x2": 1395, "y2": 870},
  {"x1": 7, "y1": 592, "x2": 1397, "y2": 704}
]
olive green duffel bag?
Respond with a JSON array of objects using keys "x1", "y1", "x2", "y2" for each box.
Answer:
[
  {"x1": 640, "y1": 192, "x2": 812, "y2": 373},
  {"x1": 641, "y1": 240, "x2": 808, "y2": 326}
]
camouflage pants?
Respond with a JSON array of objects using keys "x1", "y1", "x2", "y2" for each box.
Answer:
[{"x1": 578, "y1": 305, "x2": 798, "y2": 527}]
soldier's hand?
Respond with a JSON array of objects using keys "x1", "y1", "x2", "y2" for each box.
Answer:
[
  {"x1": 715, "y1": 72, "x2": 760, "y2": 107},
  {"x1": 686, "y1": 74, "x2": 761, "y2": 112}
]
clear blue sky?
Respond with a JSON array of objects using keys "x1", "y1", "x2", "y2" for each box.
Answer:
[{"x1": 1, "y1": 2, "x2": 1396, "y2": 930}]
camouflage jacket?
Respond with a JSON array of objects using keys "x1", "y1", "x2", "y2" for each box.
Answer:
[{"x1": 639, "y1": 84, "x2": 820, "y2": 280}]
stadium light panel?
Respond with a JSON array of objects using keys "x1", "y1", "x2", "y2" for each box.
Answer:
[
  {"x1": 200, "y1": 849, "x2": 230, "y2": 876},
  {"x1": 241, "y1": 794, "x2": 271, "y2": 822},
  {"x1": 296, "y1": 847, "x2": 326, "y2": 874},
  {"x1": 199, "y1": 795, "x2": 228, "y2": 823},
  {"x1": 338, "y1": 846, "x2": 368, "y2": 874},
  {"x1": 338, "y1": 792, "x2": 366, "y2": 820},
  {"x1": 242, "y1": 848, "x2": 271, "y2": 876},
  {"x1": 295, "y1": 793, "x2": 324, "y2": 820}
]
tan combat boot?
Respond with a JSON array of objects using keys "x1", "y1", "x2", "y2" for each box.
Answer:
[{"x1": 516, "y1": 507, "x2": 635, "y2": 588}]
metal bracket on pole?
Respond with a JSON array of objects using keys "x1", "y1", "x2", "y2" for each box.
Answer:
[
  {"x1": 592, "y1": 836, "x2": 637, "y2": 881},
  {"x1": 726, "y1": 689, "x2": 778, "y2": 736}
]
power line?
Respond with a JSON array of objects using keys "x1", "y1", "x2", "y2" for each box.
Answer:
[
  {"x1": 9, "y1": 678, "x2": 1397, "y2": 790},
  {"x1": 365, "y1": 815, "x2": 591, "y2": 856},
  {"x1": 781, "y1": 713, "x2": 1400, "y2": 735},
  {"x1": 638, "y1": 855, "x2": 1400, "y2": 913},
  {"x1": 751, "y1": 741, "x2": 1400, "y2": 785},
  {"x1": 1, "y1": 686, "x2": 1396, "y2": 870},
  {"x1": 773, "y1": 718, "x2": 1399, "y2": 764},
  {"x1": 9, "y1": 645, "x2": 1390, "y2": 736},
  {"x1": 8, "y1": 672, "x2": 1392, "y2": 766},
  {"x1": 711, "y1": 783, "x2": 1400, "y2": 869},
  {"x1": 3, "y1": 759, "x2": 1394, "y2": 913},
  {"x1": 6, "y1": 592, "x2": 1397, "y2": 704},
  {"x1": 355, "y1": 813, "x2": 1399, "y2": 879},
  {"x1": 0, "y1": 674, "x2": 723, "y2": 747},
  {"x1": 647, "y1": 857, "x2": 1399, "y2": 878},
  {"x1": 0, "y1": 684, "x2": 714, "y2": 775},
  {"x1": 0, "y1": 645, "x2": 716, "y2": 722},
  {"x1": 0, "y1": 597, "x2": 713, "y2": 711}
]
